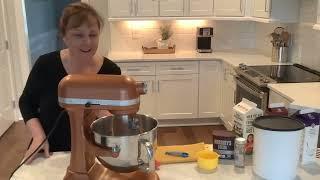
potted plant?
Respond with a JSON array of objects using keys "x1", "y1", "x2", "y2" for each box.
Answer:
[{"x1": 157, "y1": 24, "x2": 173, "y2": 49}]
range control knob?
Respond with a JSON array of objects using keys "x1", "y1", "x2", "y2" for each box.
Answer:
[
  {"x1": 263, "y1": 78, "x2": 270, "y2": 83},
  {"x1": 239, "y1": 64, "x2": 247, "y2": 70}
]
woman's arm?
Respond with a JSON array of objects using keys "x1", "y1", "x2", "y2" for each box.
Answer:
[
  {"x1": 24, "y1": 118, "x2": 50, "y2": 164},
  {"x1": 18, "y1": 56, "x2": 50, "y2": 163}
]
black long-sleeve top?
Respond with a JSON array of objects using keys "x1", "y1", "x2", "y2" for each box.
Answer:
[{"x1": 19, "y1": 51, "x2": 121, "y2": 152}]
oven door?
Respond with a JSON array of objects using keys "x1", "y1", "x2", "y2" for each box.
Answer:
[{"x1": 235, "y1": 76, "x2": 268, "y2": 111}]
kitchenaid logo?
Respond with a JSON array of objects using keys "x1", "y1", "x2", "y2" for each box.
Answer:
[{"x1": 214, "y1": 139, "x2": 232, "y2": 150}]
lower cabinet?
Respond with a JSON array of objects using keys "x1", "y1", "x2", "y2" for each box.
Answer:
[
  {"x1": 198, "y1": 61, "x2": 221, "y2": 118},
  {"x1": 117, "y1": 60, "x2": 221, "y2": 121},
  {"x1": 156, "y1": 74, "x2": 199, "y2": 119},
  {"x1": 131, "y1": 75, "x2": 157, "y2": 117},
  {"x1": 221, "y1": 62, "x2": 236, "y2": 130}
]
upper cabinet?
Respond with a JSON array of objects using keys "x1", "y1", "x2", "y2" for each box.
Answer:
[
  {"x1": 159, "y1": 0, "x2": 185, "y2": 16},
  {"x1": 107, "y1": 0, "x2": 300, "y2": 23},
  {"x1": 252, "y1": 0, "x2": 300, "y2": 23},
  {"x1": 313, "y1": 0, "x2": 320, "y2": 30},
  {"x1": 108, "y1": 0, "x2": 132, "y2": 17},
  {"x1": 214, "y1": 0, "x2": 244, "y2": 17},
  {"x1": 136, "y1": 0, "x2": 159, "y2": 17},
  {"x1": 252, "y1": 0, "x2": 270, "y2": 18},
  {"x1": 189, "y1": 0, "x2": 214, "y2": 16}
]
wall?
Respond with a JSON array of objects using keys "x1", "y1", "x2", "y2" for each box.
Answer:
[
  {"x1": 25, "y1": 0, "x2": 58, "y2": 65},
  {"x1": 109, "y1": 20, "x2": 256, "y2": 53},
  {"x1": 255, "y1": 0, "x2": 320, "y2": 71}
]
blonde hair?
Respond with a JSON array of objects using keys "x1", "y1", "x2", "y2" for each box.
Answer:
[{"x1": 59, "y1": 2, "x2": 103, "y2": 36}]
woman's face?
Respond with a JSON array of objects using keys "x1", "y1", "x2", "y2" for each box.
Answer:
[
  {"x1": 63, "y1": 16, "x2": 100, "y2": 58},
  {"x1": 247, "y1": 135, "x2": 253, "y2": 142}
]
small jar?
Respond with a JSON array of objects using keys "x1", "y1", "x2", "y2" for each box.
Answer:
[
  {"x1": 212, "y1": 130, "x2": 236, "y2": 159},
  {"x1": 234, "y1": 137, "x2": 246, "y2": 168}
]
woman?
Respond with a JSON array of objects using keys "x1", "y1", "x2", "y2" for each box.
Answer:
[
  {"x1": 19, "y1": 2, "x2": 121, "y2": 164},
  {"x1": 245, "y1": 134, "x2": 254, "y2": 155}
]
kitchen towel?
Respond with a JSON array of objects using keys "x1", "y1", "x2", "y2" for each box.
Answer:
[{"x1": 155, "y1": 142, "x2": 205, "y2": 164}]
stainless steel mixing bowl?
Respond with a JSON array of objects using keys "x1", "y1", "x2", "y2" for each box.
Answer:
[{"x1": 90, "y1": 114, "x2": 158, "y2": 173}]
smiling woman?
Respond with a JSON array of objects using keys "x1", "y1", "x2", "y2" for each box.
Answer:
[{"x1": 18, "y1": 2, "x2": 121, "y2": 165}]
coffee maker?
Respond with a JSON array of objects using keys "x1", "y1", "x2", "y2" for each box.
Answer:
[
  {"x1": 58, "y1": 75, "x2": 159, "y2": 180},
  {"x1": 196, "y1": 27, "x2": 214, "y2": 53}
]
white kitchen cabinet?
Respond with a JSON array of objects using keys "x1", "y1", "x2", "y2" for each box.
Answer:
[
  {"x1": 108, "y1": 0, "x2": 158, "y2": 17},
  {"x1": 313, "y1": 0, "x2": 320, "y2": 30},
  {"x1": 214, "y1": 0, "x2": 244, "y2": 17},
  {"x1": 189, "y1": 0, "x2": 214, "y2": 16},
  {"x1": 155, "y1": 61, "x2": 199, "y2": 119},
  {"x1": 221, "y1": 63, "x2": 236, "y2": 131},
  {"x1": 156, "y1": 74, "x2": 199, "y2": 119},
  {"x1": 108, "y1": 0, "x2": 133, "y2": 17},
  {"x1": 116, "y1": 62, "x2": 157, "y2": 117},
  {"x1": 268, "y1": 90, "x2": 292, "y2": 108},
  {"x1": 131, "y1": 76, "x2": 157, "y2": 117},
  {"x1": 252, "y1": 0, "x2": 300, "y2": 22},
  {"x1": 0, "y1": 0, "x2": 15, "y2": 136},
  {"x1": 136, "y1": 0, "x2": 159, "y2": 16},
  {"x1": 198, "y1": 61, "x2": 221, "y2": 118},
  {"x1": 160, "y1": 0, "x2": 185, "y2": 16}
]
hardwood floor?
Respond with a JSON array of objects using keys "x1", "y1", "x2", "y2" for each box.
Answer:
[
  {"x1": 0, "y1": 121, "x2": 31, "y2": 180},
  {"x1": 0, "y1": 121, "x2": 225, "y2": 180}
]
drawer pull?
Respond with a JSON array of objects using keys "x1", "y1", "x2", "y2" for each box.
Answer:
[
  {"x1": 169, "y1": 67, "x2": 185, "y2": 71},
  {"x1": 127, "y1": 68, "x2": 143, "y2": 71}
]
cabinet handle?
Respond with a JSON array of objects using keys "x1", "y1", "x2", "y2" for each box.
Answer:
[
  {"x1": 130, "y1": 0, "x2": 133, "y2": 16},
  {"x1": 127, "y1": 68, "x2": 142, "y2": 72},
  {"x1": 157, "y1": 80, "x2": 160, "y2": 92},
  {"x1": 135, "y1": 0, "x2": 138, "y2": 16},
  {"x1": 152, "y1": 80, "x2": 155, "y2": 93},
  {"x1": 169, "y1": 67, "x2": 185, "y2": 71},
  {"x1": 265, "y1": 0, "x2": 270, "y2": 12},
  {"x1": 240, "y1": 0, "x2": 243, "y2": 14}
]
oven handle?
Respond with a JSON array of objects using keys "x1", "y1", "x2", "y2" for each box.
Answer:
[{"x1": 235, "y1": 77, "x2": 264, "y2": 98}]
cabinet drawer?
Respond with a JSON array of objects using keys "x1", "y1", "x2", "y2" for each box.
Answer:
[
  {"x1": 200, "y1": 61, "x2": 220, "y2": 72},
  {"x1": 156, "y1": 61, "x2": 199, "y2": 75},
  {"x1": 117, "y1": 62, "x2": 156, "y2": 75}
]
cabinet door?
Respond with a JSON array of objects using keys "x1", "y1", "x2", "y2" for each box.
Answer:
[
  {"x1": 160, "y1": 0, "x2": 185, "y2": 16},
  {"x1": 318, "y1": 0, "x2": 320, "y2": 24},
  {"x1": 214, "y1": 0, "x2": 244, "y2": 17},
  {"x1": 198, "y1": 61, "x2": 221, "y2": 118},
  {"x1": 0, "y1": 0, "x2": 15, "y2": 136},
  {"x1": 189, "y1": 0, "x2": 213, "y2": 16},
  {"x1": 108, "y1": 0, "x2": 132, "y2": 17},
  {"x1": 253, "y1": 0, "x2": 271, "y2": 18},
  {"x1": 221, "y1": 64, "x2": 236, "y2": 131},
  {"x1": 136, "y1": 0, "x2": 159, "y2": 16},
  {"x1": 156, "y1": 74, "x2": 198, "y2": 119},
  {"x1": 131, "y1": 76, "x2": 157, "y2": 117}
]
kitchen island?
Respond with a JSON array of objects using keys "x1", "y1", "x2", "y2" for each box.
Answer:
[{"x1": 11, "y1": 152, "x2": 320, "y2": 180}]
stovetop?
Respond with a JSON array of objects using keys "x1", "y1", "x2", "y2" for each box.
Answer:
[{"x1": 236, "y1": 64, "x2": 320, "y2": 87}]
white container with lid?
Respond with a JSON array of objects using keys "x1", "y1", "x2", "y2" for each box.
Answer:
[{"x1": 253, "y1": 116, "x2": 305, "y2": 180}]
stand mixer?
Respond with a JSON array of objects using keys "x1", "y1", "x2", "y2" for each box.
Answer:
[{"x1": 58, "y1": 74, "x2": 159, "y2": 180}]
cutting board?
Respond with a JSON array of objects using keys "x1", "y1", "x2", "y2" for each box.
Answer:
[{"x1": 155, "y1": 142, "x2": 205, "y2": 164}]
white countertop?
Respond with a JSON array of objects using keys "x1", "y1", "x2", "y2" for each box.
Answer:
[
  {"x1": 268, "y1": 83, "x2": 320, "y2": 111},
  {"x1": 108, "y1": 49, "x2": 288, "y2": 67},
  {"x1": 11, "y1": 152, "x2": 320, "y2": 180}
]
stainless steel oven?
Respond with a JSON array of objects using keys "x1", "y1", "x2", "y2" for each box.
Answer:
[{"x1": 235, "y1": 76, "x2": 269, "y2": 111}]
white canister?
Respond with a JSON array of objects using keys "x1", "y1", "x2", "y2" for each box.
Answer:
[{"x1": 253, "y1": 116, "x2": 305, "y2": 180}]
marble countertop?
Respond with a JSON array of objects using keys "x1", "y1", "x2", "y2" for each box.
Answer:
[
  {"x1": 11, "y1": 152, "x2": 320, "y2": 180},
  {"x1": 108, "y1": 49, "x2": 289, "y2": 67},
  {"x1": 268, "y1": 82, "x2": 320, "y2": 111}
]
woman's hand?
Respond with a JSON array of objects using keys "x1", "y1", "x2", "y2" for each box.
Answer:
[
  {"x1": 24, "y1": 118, "x2": 51, "y2": 164},
  {"x1": 24, "y1": 136, "x2": 50, "y2": 164}
]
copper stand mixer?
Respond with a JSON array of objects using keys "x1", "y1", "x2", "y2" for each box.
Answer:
[{"x1": 58, "y1": 75, "x2": 159, "y2": 180}]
